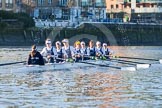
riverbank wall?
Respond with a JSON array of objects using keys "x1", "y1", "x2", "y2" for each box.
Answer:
[{"x1": 0, "y1": 23, "x2": 162, "y2": 46}]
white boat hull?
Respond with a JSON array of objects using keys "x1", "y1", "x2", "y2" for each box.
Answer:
[{"x1": 12, "y1": 60, "x2": 113, "y2": 72}]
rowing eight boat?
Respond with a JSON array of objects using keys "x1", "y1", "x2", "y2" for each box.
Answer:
[{"x1": 10, "y1": 60, "x2": 139, "y2": 72}]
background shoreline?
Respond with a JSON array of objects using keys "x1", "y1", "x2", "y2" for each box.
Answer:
[{"x1": 0, "y1": 23, "x2": 162, "y2": 46}]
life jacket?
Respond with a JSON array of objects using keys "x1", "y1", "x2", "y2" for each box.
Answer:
[
  {"x1": 105, "y1": 48, "x2": 109, "y2": 55},
  {"x1": 99, "y1": 47, "x2": 103, "y2": 55},
  {"x1": 89, "y1": 47, "x2": 96, "y2": 56},
  {"x1": 46, "y1": 47, "x2": 54, "y2": 56},
  {"x1": 57, "y1": 48, "x2": 63, "y2": 58},
  {"x1": 75, "y1": 48, "x2": 81, "y2": 54},
  {"x1": 81, "y1": 48, "x2": 87, "y2": 55},
  {"x1": 30, "y1": 56, "x2": 39, "y2": 64},
  {"x1": 65, "y1": 47, "x2": 72, "y2": 58},
  {"x1": 29, "y1": 51, "x2": 41, "y2": 65}
]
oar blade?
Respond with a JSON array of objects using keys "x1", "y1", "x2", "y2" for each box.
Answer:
[
  {"x1": 121, "y1": 67, "x2": 136, "y2": 71},
  {"x1": 136, "y1": 64, "x2": 150, "y2": 69},
  {"x1": 159, "y1": 59, "x2": 162, "y2": 64}
]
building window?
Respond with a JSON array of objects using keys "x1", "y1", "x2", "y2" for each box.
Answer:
[
  {"x1": 111, "y1": 5, "x2": 114, "y2": 9},
  {"x1": 38, "y1": 0, "x2": 42, "y2": 6},
  {"x1": 6, "y1": 0, "x2": 13, "y2": 8},
  {"x1": 151, "y1": 4, "x2": 154, "y2": 8},
  {"x1": 116, "y1": 4, "x2": 118, "y2": 9},
  {"x1": 81, "y1": 0, "x2": 88, "y2": 6},
  {"x1": 96, "y1": 0, "x2": 103, "y2": 7},
  {"x1": 59, "y1": 0, "x2": 67, "y2": 6},
  {"x1": 124, "y1": 4, "x2": 127, "y2": 8},
  {"x1": 38, "y1": 0, "x2": 45, "y2": 6},
  {"x1": 48, "y1": 0, "x2": 52, "y2": 5},
  {"x1": 0, "y1": 0, "x2": 2, "y2": 8}
]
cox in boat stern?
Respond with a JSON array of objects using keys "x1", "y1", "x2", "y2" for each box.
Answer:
[{"x1": 27, "y1": 45, "x2": 44, "y2": 65}]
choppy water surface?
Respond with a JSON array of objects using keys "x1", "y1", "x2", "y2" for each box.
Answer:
[{"x1": 0, "y1": 46, "x2": 162, "y2": 108}]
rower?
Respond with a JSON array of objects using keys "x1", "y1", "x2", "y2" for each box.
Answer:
[
  {"x1": 87, "y1": 40, "x2": 96, "y2": 57},
  {"x1": 55, "y1": 41, "x2": 67, "y2": 63},
  {"x1": 41, "y1": 38, "x2": 57, "y2": 63},
  {"x1": 27, "y1": 45, "x2": 44, "y2": 65},
  {"x1": 73, "y1": 41, "x2": 82, "y2": 62},
  {"x1": 95, "y1": 41, "x2": 103, "y2": 58},
  {"x1": 62, "y1": 39, "x2": 75, "y2": 61},
  {"x1": 80, "y1": 41, "x2": 89, "y2": 60},
  {"x1": 102, "y1": 43, "x2": 111, "y2": 59}
]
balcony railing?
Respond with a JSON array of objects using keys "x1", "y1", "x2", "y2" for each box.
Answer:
[
  {"x1": 95, "y1": 3, "x2": 106, "y2": 7},
  {"x1": 135, "y1": 7, "x2": 162, "y2": 13},
  {"x1": 138, "y1": 0, "x2": 162, "y2": 3},
  {"x1": 5, "y1": 3, "x2": 13, "y2": 8}
]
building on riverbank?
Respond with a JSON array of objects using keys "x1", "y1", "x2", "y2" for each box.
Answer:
[
  {"x1": 0, "y1": 0, "x2": 19, "y2": 12},
  {"x1": 33, "y1": 0, "x2": 106, "y2": 23},
  {"x1": 106, "y1": 0, "x2": 162, "y2": 23},
  {"x1": 0, "y1": 0, "x2": 36, "y2": 15}
]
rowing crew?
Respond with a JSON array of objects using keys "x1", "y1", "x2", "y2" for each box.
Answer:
[{"x1": 27, "y1": 38, "x2": 113, "y2": 65}]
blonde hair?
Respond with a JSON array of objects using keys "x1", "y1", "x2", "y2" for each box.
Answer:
[{"x1": 74, "y1": 40, "x2": 81, "y2": 47}]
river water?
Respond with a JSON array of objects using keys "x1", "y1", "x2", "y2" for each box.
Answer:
[{"x1": 0, "y1": 46, "x2": 162, "y2": 108}]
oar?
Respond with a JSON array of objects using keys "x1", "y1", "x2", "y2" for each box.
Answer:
[
  {"x1": 110, "y1": 55, "x2": 162, "y2": 64},
  {"x1": 80, "y1": 61, "x2": 136, "y2": 71},
  {"x1": 0, "y1": 61, "x2": 26, "y2": 66},
  {"x1": 109, "y1": 58, "x2": 151, "y2": 69},
  {"x1": 81, "y1": 55, "x2": 151, "y2": 69}
]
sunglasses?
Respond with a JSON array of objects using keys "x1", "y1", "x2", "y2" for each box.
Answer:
[
  {"x1": 56, "y1": 43, "x2": 60, "y2": 45},
  {"x1": 46, "y1": 43, "x2": 51, "y2": 44}
]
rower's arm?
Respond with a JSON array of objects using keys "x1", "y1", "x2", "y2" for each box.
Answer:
[
  {"x1": 62, "y1": 49, "x2": 68, "y2": 59},
  {"x1": 40, "y1": 48, "x2": 46, "y2": 57},
  {"x1": 52, "y1": 48, "x2": 58, "y2": 58},
  {"x1": 70, "y1": 46, "x2": 76, "y2": 57},
  {"x1": 102, "y1": 48, "x2": 106, "y2": 56},
  {"x1": 109, "y1": 49, "x2": 114, "y2": 55}
]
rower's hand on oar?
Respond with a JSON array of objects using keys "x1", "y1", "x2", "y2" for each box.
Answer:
[
  {"x1": 76, "y1": 54, "x2": 81, "y2": 57},
  {"x1": 66, "y1": 58, "x2": 74, "y2": 63},
  {"x1": 96, "y1": 53, "x2": 102, "y2": 57},
  {"x1": 100, "y1": 56, "x2": 107, "y2": 60},
  {"x1": 47, "y1": 55, "x2": 52, "y2": 59}
]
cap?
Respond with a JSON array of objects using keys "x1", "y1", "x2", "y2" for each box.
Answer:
[
  {"x1": 56, "y1": 41, "x2": 61, "y2": 45},
  {"x1": 62, "y1": 39, "x2": 69, "y2": 43},
  {"x1": 81, "y1": 41, "x2": 85, "y2": 45},
  {"x1": 96, "y1": 41, "x2": 101, "y2": 45},
  {"x1": 103, "y1": 43, "x2": 107, "y2": 46},
  {"x1": 46, "y1": 40, "x2": 51, "y2": 44}
]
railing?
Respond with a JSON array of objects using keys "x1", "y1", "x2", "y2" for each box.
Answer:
[
  {"x1": 95, "y1": 3, "x2": 106, "y2": 7},
  {"x1": 135, "y1": 7, "x2": 162, "y2": 13},
  {"x1": 138, "y1": 0, "x2": 162, "y2": 3},
  {"x1": 5, "y1": 3, "x2": 13, "y2": 8}
]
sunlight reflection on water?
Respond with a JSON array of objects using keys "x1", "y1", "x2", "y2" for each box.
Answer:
[{"x1": 0, "y1": 46, "x2": 162, "y2": 107}]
